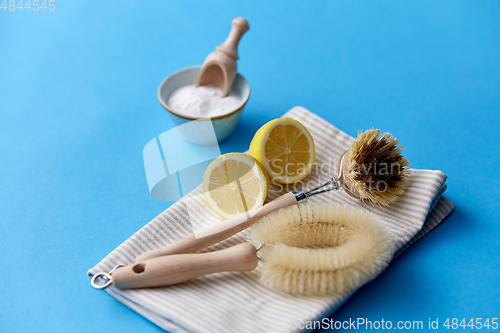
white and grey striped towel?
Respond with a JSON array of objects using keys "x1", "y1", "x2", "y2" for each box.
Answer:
[{"x1": 88, "y1": 106, "x2": 454, "y2": 333}]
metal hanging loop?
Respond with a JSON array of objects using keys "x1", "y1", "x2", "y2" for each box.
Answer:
[{"x1": 90, "y1": 265, "x2": 124, "y2": 289}]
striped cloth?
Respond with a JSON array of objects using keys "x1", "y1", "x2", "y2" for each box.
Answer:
[{"x1": 88, "y1": 106, "x2": 454, "y2": 333}]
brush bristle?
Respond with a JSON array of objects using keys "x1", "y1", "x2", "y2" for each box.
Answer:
[
  {"x1": 250, "y1": 203, "x2": 395, "y2": 296},
  {"x1": 348, "y1": 129, "x2": 411, "y2": 205}
]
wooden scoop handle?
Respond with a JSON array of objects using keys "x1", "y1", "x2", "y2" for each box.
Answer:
[
  {"x1": 216, "y1": 17, "x2": 249, "y2": 60},
  {"x1": 112, "y1": 243, "x2": 258, "y2": 289},
  {"x1": 135, "y1": 191, "x2": 297, "y2": 262}
]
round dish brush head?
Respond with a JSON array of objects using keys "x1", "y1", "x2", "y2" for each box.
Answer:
[
  {"x1": 347, "y1": 129, "x2": 411, "y2": 206},
  {"x1": 250, "y1": 203, "x2": 396, "y2": 296}
]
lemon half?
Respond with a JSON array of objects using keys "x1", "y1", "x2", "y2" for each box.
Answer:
[
  {"x1": 249, "y1": 118, "x2": 315, "y2": 184},
  {"x1": 202, "y1": 153, "x2": 269, "y2": 219}
]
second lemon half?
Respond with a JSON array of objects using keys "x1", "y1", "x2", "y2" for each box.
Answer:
[{"x1": 250, "y1": 118, "x2": 315, "y2": 184}]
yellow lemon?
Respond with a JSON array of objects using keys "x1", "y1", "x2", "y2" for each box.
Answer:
[
  {"x1": 249, "y1": 118, "x2": 315, "y2": 184},
  {"x1": 202, "y1": 153, "x2": 269, "y2": 219}
]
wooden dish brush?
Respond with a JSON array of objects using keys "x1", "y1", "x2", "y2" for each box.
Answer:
[
  {"x1": 135, "y1": 129, "x2": 410, "y2": 262},
  {"x1": 92, "y1": 203, "x2": 395, "y2": 296}
]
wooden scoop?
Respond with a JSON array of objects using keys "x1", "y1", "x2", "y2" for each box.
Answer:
[{"x1": 195, "y1": 17, "x2": 249, "y2": 97}]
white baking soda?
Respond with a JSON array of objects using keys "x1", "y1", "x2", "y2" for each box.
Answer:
[{"x1": 167, "y1": 84, "x2": 242, "y2": 118}]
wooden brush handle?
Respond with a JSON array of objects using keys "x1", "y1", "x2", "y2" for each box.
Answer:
[
  {"x1": 112, "y1": 243, "x2": 258, "y2": 289},
  {"x1": 135, "y1": 191, "x2": 297, "y2": 262},
  {"x1": 216, "y1": 17, "x2": 249, "y2": 60}
]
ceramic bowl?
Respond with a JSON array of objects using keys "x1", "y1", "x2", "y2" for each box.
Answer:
[{"x1": 157, "y1": 65, "x2": 250, "y2": 145}]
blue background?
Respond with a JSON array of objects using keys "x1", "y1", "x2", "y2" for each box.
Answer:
[{"x1": 1, "y1": 1, "x2": 499, "y2": 332}]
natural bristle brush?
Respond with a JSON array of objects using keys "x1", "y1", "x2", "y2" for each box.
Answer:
[
  {"x1": 135, "y1": 129, "x2": 410, "y2": 262},
  {"x1": 92, "y1": 203, "x2": 395, "y2": 296},
  {"x1": 251, "y1": 203, "x2": 395, "y2": 295},
  {"x1": 345, "y1": 129, "x2": 411, "y2": 205}
]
